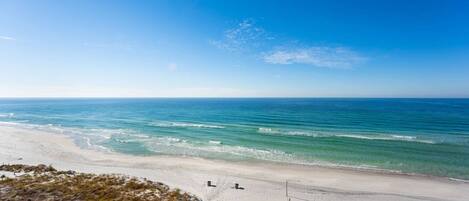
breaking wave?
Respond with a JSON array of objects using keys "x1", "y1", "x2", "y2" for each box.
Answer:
[
  {"x1": 150, "y1": 121, "x2": 225, "y2": 129},
  {"x1": 0, "y1": 113, "x2": 14, "y2": 118},
  {"x1": 258, "y1": 127, "x2": 435, "y2": 144},
  {"x1": 209, "y1": 140, "x2": 222, "y2": 144},
  {"x1": 258, "y1": 127, "x2": 318, "y2": 136},
  {"x1": 143, "y1": 136, "x2": 299, "y2": 163}
]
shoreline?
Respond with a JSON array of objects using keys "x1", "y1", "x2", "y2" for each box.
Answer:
[
  {"x1": 1, "y1": 125, "x2": 468, "y2": 201},
  {"x1": 1, "y1": 120, "x2": 464, "y2": 181}
]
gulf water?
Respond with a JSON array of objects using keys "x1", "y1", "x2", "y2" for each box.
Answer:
[{"x1": 1, "y1": 98, "x2": 468, "y2": 179}]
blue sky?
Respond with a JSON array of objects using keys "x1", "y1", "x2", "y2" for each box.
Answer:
[{"x1": 1, "y1": 0, "x2": 468, "y2": 97}]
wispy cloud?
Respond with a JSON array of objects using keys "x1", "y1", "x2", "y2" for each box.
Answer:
[
  {"x1": 0, "y1": 35, "x2": 15, "y2": 41},
  {"x1": 263, "y1": 47, "x2": 366, "y2": 68},
  {"x1": 212, "y1": 19, "x2": 368, "y2": 68},
  {"x1": 167, "y1": 63, "x2": 178, "y2": 71},
  {"x1": 210, "y1": 19, "x2": 269, "y2": 52}
]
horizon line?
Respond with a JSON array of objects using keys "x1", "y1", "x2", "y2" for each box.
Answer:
[{"x1": 0, "y1": 97, "x2": 468, "y2": 99}]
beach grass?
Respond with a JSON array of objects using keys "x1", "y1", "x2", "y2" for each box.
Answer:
[{"x1": 0, "y1": 164, "x2": 200, "y2": 201}]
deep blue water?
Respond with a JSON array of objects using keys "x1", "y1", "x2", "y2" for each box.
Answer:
[{"x1": 1, "y1": 98, "x2": 469, "y2": 179}]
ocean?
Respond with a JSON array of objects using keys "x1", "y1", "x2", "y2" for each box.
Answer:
[{"x1": 0, "y1": 98, "x2": 468, "y2": 179}]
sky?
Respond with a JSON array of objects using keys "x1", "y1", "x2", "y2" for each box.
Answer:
[{"x1": 1, "y1": 0, "x2": 468, "y2": 98}]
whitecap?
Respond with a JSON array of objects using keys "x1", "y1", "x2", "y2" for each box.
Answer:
[
  {"x1": 0, "y1": 113, "x2": 14, "y2": 118},
  {"x1": 209, "y1": 140, "x2": 222, "y2": 144},
  {"x1": 336, "y1": 134, "x2": 378, "y2": 140},
  {"x1": 257, "y1": 127, "x2": 280, "y2": 134},
  {"x1": 257, "y1": 126, "x2": 434, "y2": 144},
  {"x1": 150, "y1": 121, "x2": 225, "y2": 129},
  {"x1": 390, "y1": 135, "x2": 417, "y2": 140},
  {"x1": 336, "y1": 134, "x2": 434, "y2": 144},
  {"x1": 258, "y1": 127, "x2": 317, "y2": 137}
]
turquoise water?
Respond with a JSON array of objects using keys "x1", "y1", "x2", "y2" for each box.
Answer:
[{"x1": 1, "y1": 98, "x2": 469, "y2": 179}]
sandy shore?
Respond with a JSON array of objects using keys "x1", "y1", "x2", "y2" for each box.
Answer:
[{"x1": 0, "y1": 125, "x2": 468, "y2": 201}]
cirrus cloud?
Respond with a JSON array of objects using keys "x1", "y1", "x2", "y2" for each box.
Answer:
[
  {"x1": 212, "y1": 19, "x2": 368, "y2": 68},
  {"x1": 210, "y1": 19, "x2": 269, "y2": 52},
  {"x1": 0, "y1": 35, "x2": 15, "y2": 41},
  {"x1": 263, "y1": 47, "x2": 366, "y2": 68},
  {"x1": 167, "y1": 63, "x2": 178, "y2": 71}
]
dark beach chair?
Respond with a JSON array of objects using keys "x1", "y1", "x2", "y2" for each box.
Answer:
[{"x1": 207, "y1": 180, "x2": 216, "y2": 187}]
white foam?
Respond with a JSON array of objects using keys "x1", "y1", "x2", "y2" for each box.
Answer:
[
  {"x1": 258, "y1": 127, "x2": 318, "y2": 137},
  {"x1": 258, "y1": 126, "x2": 434, "y2": 144},
  {"x1": 0, "y1": 113, "x2": 14, "y2": 118},
  {"x1": 209, "y1": 140, "x2": 222, "y2": 144},
  {"x1": 449, "y1": 177, "x2": 469, "y2": 183},
  {"x1": 165, "y1": 137, "x2": 185, "y2": 142},
  {"x1": 286, "y1": 131, "x2": 318, "y2": 137},
  {"x1": 144, "y1": 137, "x2": 298, "y2": 163},
  {"x1": 336, "y1": 134, "x2": 378, "y2": 140},
  {"x1": 0, "y1": 121, "x2": 21, "y2": 126},
  {"x1": 391, "y1": 135, "x2": 417, "y2": 140},
  {"x1": 150, "y1": 121, "x2": 225, "y2": 129},
  {"x1": 336, "y1": 134, "x2": 434, "y2": 144},
  {"x1": 144, "y1": 138, "x2": 386, "y2": 171},
  {"x1": 258, "y1": 127, "x2": 280, "y2": 134}
]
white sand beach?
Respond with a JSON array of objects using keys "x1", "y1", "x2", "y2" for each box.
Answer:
[{"x1": 1, "y1": 124, "x2": 468, "y2": 201}]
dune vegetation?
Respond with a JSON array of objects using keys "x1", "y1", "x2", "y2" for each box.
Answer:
[{"x1": 0, "y1": 164, "x2": 200, "y2": 201}]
